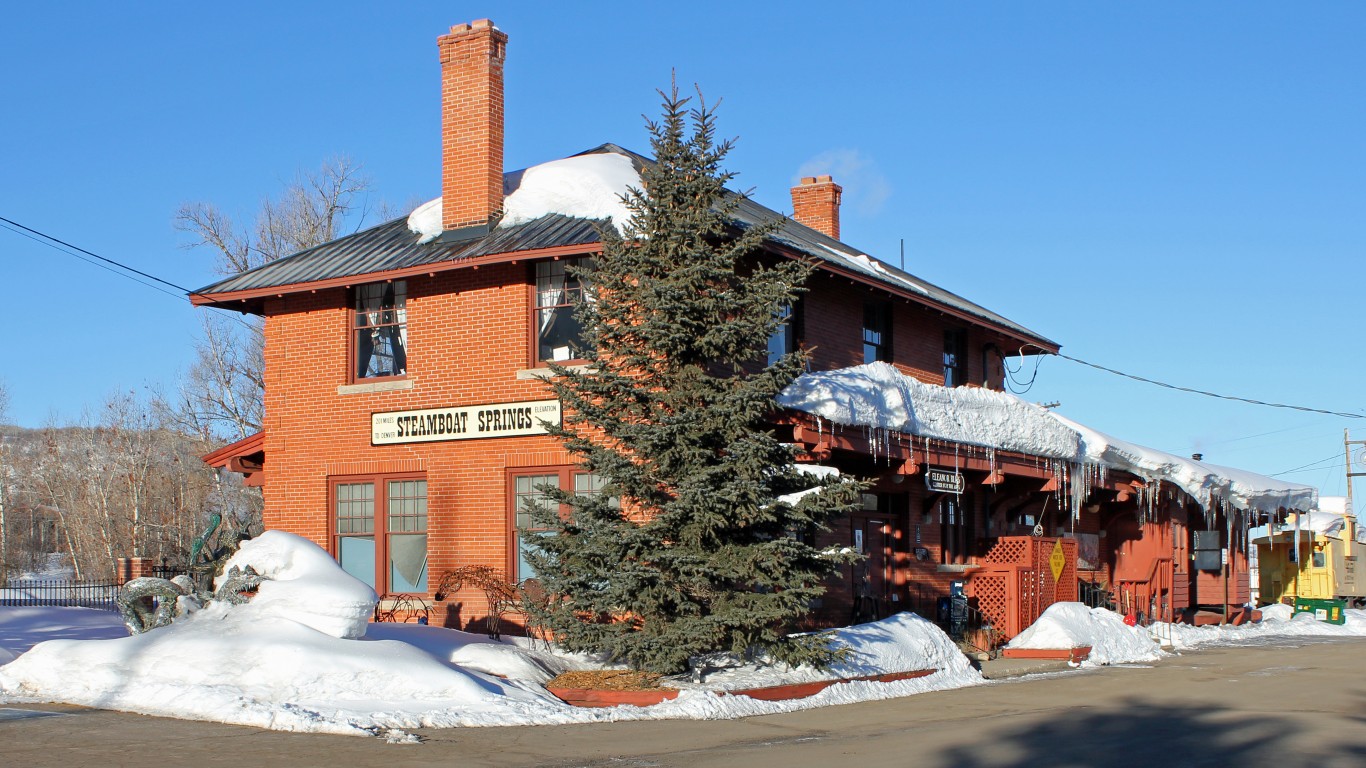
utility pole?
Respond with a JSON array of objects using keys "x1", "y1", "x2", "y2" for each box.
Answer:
[{"x1": 1338, "y1": 426, "x2": 1360, "y2": 587}]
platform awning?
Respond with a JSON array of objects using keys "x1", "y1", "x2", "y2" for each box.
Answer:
[{"x1": 202, "y1": 432, "x2": 265, "y2": 487}]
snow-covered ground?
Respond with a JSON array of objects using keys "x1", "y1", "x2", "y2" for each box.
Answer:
[
  {"x1": 2, "y1": 533, "x2": 1362, "y2": 738},
  {"x1": 0, "y1": 533, "x2": 981, "y2": 737},
  {"x1": 1005, "y1": 600, "x2": 1366, "y2": 668}
]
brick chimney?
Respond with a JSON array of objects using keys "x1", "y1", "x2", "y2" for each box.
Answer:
[
  {"x1": 438, "y1": 19, "x2": 507, "y2": 237},
  {"x1": 790, "y1": 175, "x2": 842, "y2": 240}
]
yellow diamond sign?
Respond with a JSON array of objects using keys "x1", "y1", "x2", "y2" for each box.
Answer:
[{"x1": 1049, "y1": 540, "x2": 1066, "y2": 583}]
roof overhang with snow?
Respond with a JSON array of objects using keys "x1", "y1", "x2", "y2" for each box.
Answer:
[{"x1": 777, "y1": 362, "x2": 1317, "y2": 516}]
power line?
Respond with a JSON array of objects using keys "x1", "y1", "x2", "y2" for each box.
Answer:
[
  {"x1": 1045, "y1": 349, "x2": 1364, "y2": 420},
  {"x1": 1276, "y1": 462, "x2": 1346, "y2": 476},
  {"x1": 0, "y1": 215, "x2": 196, "y2": 299},
  {"x1": 1272, "y1": 452, "x2": 1341, "y2": 477}
]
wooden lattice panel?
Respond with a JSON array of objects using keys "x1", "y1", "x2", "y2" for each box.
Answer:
[
  {"x1": 983, "y1": 537, "x2": 1030, "y2": 566},
  {"x1": 969, "y1": 537, "x2": 1080, "y2": 640},
  {"x1": 967, "y1": 573, "x2": 1010, "y2": 631}
]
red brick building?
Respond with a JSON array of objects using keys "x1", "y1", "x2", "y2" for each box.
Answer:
[{"x1": 196, "y1": 19, "x2": 1311, "y2": 639}]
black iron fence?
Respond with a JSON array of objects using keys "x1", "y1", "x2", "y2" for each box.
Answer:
[
  {"x1": 152, "y1": 563, "x2": 188, "y2": 580},
  {"x1": 0, "y1": 579, "x2": 121, "y2": 611}
]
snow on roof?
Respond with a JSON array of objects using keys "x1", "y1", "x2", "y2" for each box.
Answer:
[
  {"x1": 1249, "y1": 497, "x2": 1363, "y2": 544},
  {"x1": 1051, "y1": 413, "x2": 1315, "y2": 514},
  {"x1": 776, "y1": 362, "x2": 1082, "y2": 460},
  {"x1": 408, "y1": 152, "x2": 642, "y2": 245},
  {"x1": 407, "y1": 197, "x2": 442, "y2": 244},
  {"x1": 816, "y1": 244, "x2": 928, "y2": 296},
  {"x1": 501, "y1": 153, "x2": 639, "y2": 231},
  {"x1": 778, "y1": 362, "x2": 1316, "y2": 514},
  {"x1": 1320, "y1": 495, "x2": 1349, "y2": 516}
]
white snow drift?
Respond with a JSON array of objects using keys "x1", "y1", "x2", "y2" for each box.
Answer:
[{"x1": 0, "y1": 532, "x2": 981, "y2": 736}]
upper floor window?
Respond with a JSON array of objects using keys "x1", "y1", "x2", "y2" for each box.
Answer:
[
  {"x1": 863, "y1": 301, "x2": 892, "y2": 364},
  {"x1": 943, "y1": 329, "x2": 967, "y2": 387},
  {"x1": 354, "y1": 281, "x2": 407, "y2": 380},
  {"x1": 766, "y1": 302, "x2": 801, "y2": 366},
  {"x1": 535, "y1": 259, "x2": 588, "y2": 365}
]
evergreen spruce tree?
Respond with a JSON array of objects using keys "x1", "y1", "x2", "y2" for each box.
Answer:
[{"x1": 523, "y1": 84, "x2": 864, "y2": 675}]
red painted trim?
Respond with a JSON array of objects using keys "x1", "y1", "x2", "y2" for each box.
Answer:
[
  {"x1": 192, "y1": 236, "x2": 1058, "y2": 356},
  {"x1": 506, "y1": 465, "x2": 580, "y2": 581},
  {"x1": 328, "y1": 471, "x2": 428, "y2": 596},
  {"x1": 547, "y1": 668, "x2": 936, "y2": 708},
  {"x1": 202, "y1": 431, "x2": 265, "y2": 467},
  {"x1": 1001, "y1": 646, "x2": 1092, "y2": 662}
]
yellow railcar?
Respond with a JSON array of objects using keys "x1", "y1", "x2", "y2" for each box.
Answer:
[{"x1": 1253, "y1": 506, "x2": 1364, "y2": 605}]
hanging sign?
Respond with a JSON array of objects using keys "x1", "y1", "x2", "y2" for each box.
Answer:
[
  {"x1": 1049, "y1": 539, "x2": 1066, "y2": 583},
  {"x1": 372, "y1": 399, "x2": 561, "y2": 445},
  {"x1": 925, "y1": 469, "x2": 965, "y2": 494}
]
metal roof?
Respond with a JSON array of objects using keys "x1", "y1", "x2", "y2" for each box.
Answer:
[
  {"x1": 192, "y1": 144, "x2": 1056, "y2": 349},
  {"x1": 191, "y1": 212, "x2": 602, "y2": 297}
]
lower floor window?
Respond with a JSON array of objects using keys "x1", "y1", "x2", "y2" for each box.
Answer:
[
  {"x1": 333, "y1": 474, "x2": 428, "y2": 594},
  {"x1": 509, "y1": 468, "x2": 612, "y2": 581}
]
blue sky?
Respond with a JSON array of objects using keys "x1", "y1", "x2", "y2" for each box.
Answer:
[{"x1": 2, "y1": 2, "x2": 1362, "y2": 494}]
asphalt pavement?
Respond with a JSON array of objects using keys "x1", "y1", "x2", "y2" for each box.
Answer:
[{"x1": 4, "y1": 639, "x2": 1364, "y2": 768}]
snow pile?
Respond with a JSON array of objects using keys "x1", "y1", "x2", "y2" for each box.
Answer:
[
  {"x1": 777, "y1": 362, "x2": 1082, "y2": 459},
  {"x1": 680, "y1": 612, "x2": 979, "y2": 691},
  {"x1": 0, "y1": 533, "x2": 568, "y2": 735},
  {"x1": 364, "y1": 623, "x2": 570, "y2": 684},
  {"x1": 220, "y1": 531, "x2": 380, "y2": 639},
  {"x1": 826, "y1": 612, "x2": 978, "y2": 679},
  {"x1": 1156, "y1": 605, "x2": 1366, "y2": 650},
  {"x1": 407, "y1": 153, "x2": 642, "y2": 244},
  {"x1": 1005, "y1": 603, "x2": 1164, "y2": 665}
]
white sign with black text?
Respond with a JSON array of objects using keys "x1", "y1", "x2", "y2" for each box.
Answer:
[{"x1": 371, "y1": 400, "x2": 562, "y2": 445}]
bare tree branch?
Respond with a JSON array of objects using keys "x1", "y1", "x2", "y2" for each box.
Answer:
[{"x1": 170, "y1": 157, "x2": 382, "y2": 442}]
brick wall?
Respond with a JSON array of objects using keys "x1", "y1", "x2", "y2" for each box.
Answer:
[
  {"x1": 263, "y1": 262, "x2": 579, "y2": 629},
  {"x1": 803, "y1": 271, "x2": 1007, "y2": 389}
]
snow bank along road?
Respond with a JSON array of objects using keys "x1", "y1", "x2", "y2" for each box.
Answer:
[{"x1": 5, "y1": 639, "x2": 1365, "y2": 768}]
